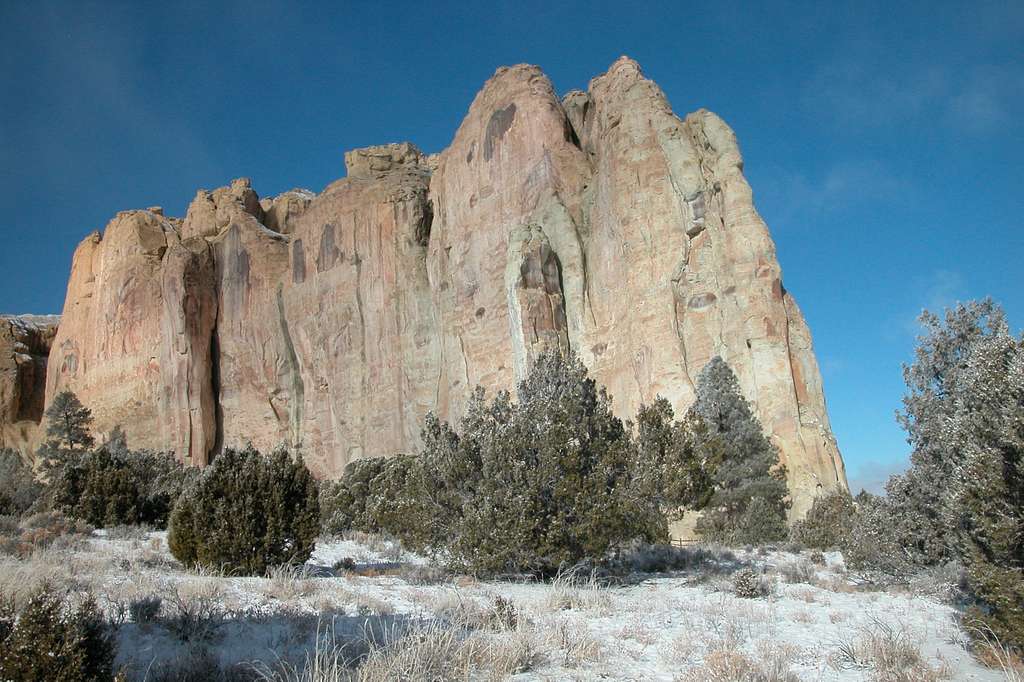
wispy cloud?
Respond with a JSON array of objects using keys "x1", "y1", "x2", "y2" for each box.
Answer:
[
  {"x1": 890, "y1": 269, "x2": 968, "y2": 340},
  {"x1": 847, "y1": 456, "x2": 909, "y2": 496},
  {"x1": 804, "y1": 56, "x2": 1023, "y2": 135},
  {"x1": 756, "y1": 158, "x2": 913, "y2": 227}
]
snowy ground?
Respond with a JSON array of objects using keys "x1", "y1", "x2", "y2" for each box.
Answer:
[{"x1": 0, "y1": 529, "x2": 1009, "y2": 681}]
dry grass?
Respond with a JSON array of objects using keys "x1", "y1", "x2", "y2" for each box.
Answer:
[
  {"x1": 160, "y1": 580, "x2": 228, "y2": 643},
  {"x1": 541, "y1": 568, "x2": 612, "y2": 613},
  {"x1": 968, "y1": 624, "x2": 1024, "y2": 682},
  {"x1": 431, "y1": 591, "x2": 518, "y2": 632},
  {"x1": 831, "y1": 614, "x2": 952, "y2": 681},
  {"x1": 777, "y1": 559, "x2": 816, "y2": 585},
  {"x1": 547, "y1": 617, "x2": 603, "y2": 668},
  {"x1": 256, "y1": 618, "x2": 540, "y2": 682},
  {"x1": 667, "y1": 632, "x2": 700, "y2": 664},
  {"x1": 616, "y1": 615, "x2": 658, "y2": 646},
  {"x1": 790, "y1": 586, "x2": 820, "y2": 603},
  {"x1": 679, "y1": 641, "x2": 800, "y2": 682},
  {"x1": 264, "y1": 564, "x2": 321, "y2": 602},
  {"x1": 789, "y1": 608, "x2": 816, "y2": 624}
]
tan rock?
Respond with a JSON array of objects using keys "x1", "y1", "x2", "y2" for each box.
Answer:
[
  {"x1": 0, "y1": 315, "x2": 59, "y2": 456},
  {"x1": 45, "y1": 210, "x2": 218, "y2": 463},
  {"x1": 181, "y1": 178, "x2": 264, "y2": 240},
  {"x1": 262, "y1": 189, "x2": 315, "y2": 234},
  {"x1": 28, "y1": 57, "x2": 847, "y2": 517},
  {"x1": 344, "y1": 143, "x2": 423, "y2": 179}
]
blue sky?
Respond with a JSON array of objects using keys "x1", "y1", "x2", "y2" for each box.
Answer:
[{"x1": 1, "y1": 1, "x2": 1021, "y2": 492}]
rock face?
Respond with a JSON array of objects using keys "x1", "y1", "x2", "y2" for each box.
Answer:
[
  {"x1": 26, "y1": 57, "x2": 846, "y2": 516},
  {"x1": 0, "y1": 315, "x2": 59, "y2": 454}
]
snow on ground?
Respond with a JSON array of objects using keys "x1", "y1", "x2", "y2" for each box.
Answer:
[{"x1": 6, "y1": 530, "x2": 1008, "y2": 681}]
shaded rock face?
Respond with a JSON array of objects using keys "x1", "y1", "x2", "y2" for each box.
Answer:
[
  {"x1": 32, "y1": 57, "x2": 846, "y2": 516},
  {"x1": 0, "y1": 315, "x2": 59, "y2": 454}
]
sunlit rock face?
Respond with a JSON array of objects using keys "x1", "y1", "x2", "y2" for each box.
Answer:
[{"x1": 30, "y1": 57, "x2": 846, "y2": 517}]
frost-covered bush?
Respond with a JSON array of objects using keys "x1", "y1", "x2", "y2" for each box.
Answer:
[
  {"x1": 732, "y1": 567, "x2": 773, "y2": 598},
  {"x1": 690, "y1": 357, "x2": 790, "y2": 544},
  {"x1": 790, "y1": 490, "x2": 855, "y2": 550},
  {"x1": 320, "y1": 454, "x2": 420, "y2": 542},
  {"x1": 841, "y1": 491, "x2": 916, "y2": 579},
  {"x1": 0, "y1": 585, "x2": 116, "y2": 680},
  {"x1": 168, "y1": 446, "x2": 320, "y2": 575},
  {"x1": 408, "y1": 350, "x2": 665, "y2": 576},
  {"x1": 49, "y1": 447, "x2": 193, "y2": 528},
  {"x1": 0, "y1": 449, "x2": 41, "y2": 517}
]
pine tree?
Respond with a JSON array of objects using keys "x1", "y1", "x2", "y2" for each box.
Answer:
[
  {"x1": 38, "y1": 390, "x2": 94, "y2": 473},
  {"x1": 690, "y1": 357, "x2": 789, "y2": 544}
]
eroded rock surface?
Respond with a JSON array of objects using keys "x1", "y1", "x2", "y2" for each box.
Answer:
[
  {"x1": 0, "y1": 315, "x2": 59, "y2": 454},
  {"x1": 27, "y1": 57, "x2": 846, "y2": 515}
]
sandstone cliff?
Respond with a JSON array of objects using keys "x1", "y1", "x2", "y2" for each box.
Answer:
[
  {"x1": 26, "y1": 57, "x2": 845, "y2": 516},
  {"x1": 0, "y1": 315, "x2": 59, "y2": 455}
]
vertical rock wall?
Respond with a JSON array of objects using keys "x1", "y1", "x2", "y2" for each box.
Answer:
[{"x1": 25, "y1": 57, "x2": 846, "y2": 516}]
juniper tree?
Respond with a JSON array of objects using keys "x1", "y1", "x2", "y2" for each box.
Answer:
[
  {"x1": 790, "y1": 489, "x2": 856, "y2": 550},
  {"x1": 891, "y1": 299, "x2": 1012, "y2": 565},
  {"x1": 634, "y1": 397, "x2": 718, "y2": 519},
  {"x1": 0, "y1": 449, "x2": 41, "y2": 516},
  {"x1": 51, "y1": 447, "x2": 194, "y2": 528},
  {"x1": 410, "y1": 350, "x2": 664, "y2": 575},
  {"x1": 940, "y1": 316, "x2": 1023, "y2": 647},
  {"x1": 168, "y1": 446, "x2": 320, "y2": 574},
  {"x1": 854, "y1": 300, "x2": 1023, "y2": 645},
  {"x1": 690, "y1": 357, "x2": 789, "y2": 544},
  {"x1": 320, "y1": 454, "x2": 419, "y2": 540}
]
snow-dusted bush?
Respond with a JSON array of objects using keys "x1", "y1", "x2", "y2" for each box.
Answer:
[
  {"x1": 732, "y1": 567, "x2": 773, "y2": 598},
  {"x1": 49, "y1": 447, "x2": 193, "y2": 528},
  {"x1": 320, "y1": 454, "x2": 420, "y2": 544},
  {"x1": 790, "y1": 490, "x2": 855, "y2": 550},
  {"x1": 691, "y1": 357, "x2": 790, "y2": 544},
  {"x1": 409, "y1": 350, "x2": 665, "y2": 576},
  {"x1": 0, "y1": 585, "x2": 116, "y2": 680},
  {"x1": 167, "y1": 446, "x2": 320, "y2": 575}
]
